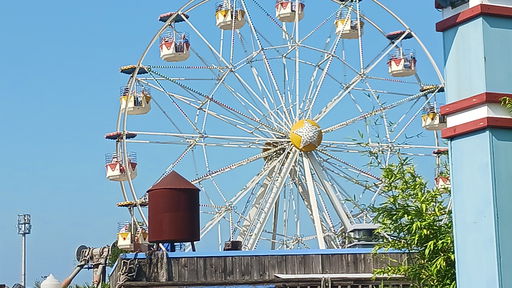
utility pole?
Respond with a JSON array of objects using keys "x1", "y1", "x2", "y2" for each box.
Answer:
[{"x1": 17, "y1": 214, "x2": 31, "y2": 288}]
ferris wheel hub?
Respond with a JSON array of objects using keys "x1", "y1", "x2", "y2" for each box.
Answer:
[{"x1": 289, "y1": 119, "x2": 323, "y2": 152}]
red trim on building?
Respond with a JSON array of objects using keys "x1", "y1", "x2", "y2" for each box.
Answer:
[
  {"x1": 436, "y1": 4, "x2": 512, "y2": 32},
  {"x1": 442, "y1": 117, "x2": 512, "y2": 138},
  {"x1": 440, "y1": 92, "x2": 512, "y2": 116}
]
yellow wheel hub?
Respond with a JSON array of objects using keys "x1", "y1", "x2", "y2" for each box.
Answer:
[{"x1": 289, "y1": 119, "x2": 323, "y2": 152}]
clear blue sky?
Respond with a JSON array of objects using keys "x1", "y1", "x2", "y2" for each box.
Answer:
[{"x1": 0, "y1": 0, "x2": 444, "y2": 286}]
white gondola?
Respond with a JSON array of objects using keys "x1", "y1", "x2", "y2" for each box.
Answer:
[
  {"x1": 120, "y1": 85, "x2": 151, "y2": 115},
  {"x1": 117, "y1": 231, "x2": 134, "y2": 250},
  {"x1": 275, "y1": 0, "x2": 305, "y2": 22},
  {"x1": 117, "y1": 223, "x2": 149, "y2": 251},
  {"x1": 388, "y1": 48, "x2": 416, "y2": 77},
  {"x1": 422, "y1": 111, "x2": 447, "y2": 130},
  {"x1": 105, "y1": 152, "x2": 137, "y2": 181},
  {"x1": 335, "y1": 16, "x2": 364, "y2": 39},
  {"x1": 136, "y1": 229, "x2": 149, "y2": 245},
  {"x1": 216, "y1": 2, "x2": 246, "y2": 30},
  {"x1": 160, "y1": 33, "x2": 190, "y2": 62},
  {"x1": 435, "y1": 176, "x2": 451, "y2": 190}
]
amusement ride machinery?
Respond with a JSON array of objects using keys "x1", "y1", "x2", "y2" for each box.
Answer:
[{"x1": 106, "y1": 0, "x2": 447, "y2": 252}]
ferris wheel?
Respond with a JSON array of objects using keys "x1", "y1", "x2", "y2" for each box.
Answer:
[{"x1": 107, "y1": 0, "x2": 446, "y2": 251}]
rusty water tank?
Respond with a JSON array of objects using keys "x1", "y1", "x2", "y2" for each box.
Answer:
[{"x1": 148, "y1": 171, "x2": 200, "y2": 243}]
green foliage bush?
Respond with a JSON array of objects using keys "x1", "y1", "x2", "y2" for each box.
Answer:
[
  {"x1": 372, "y1": 159, "x2": 456, "y2": 288},
  {"x1": 500, "y1": 97, "x2": 512, "y2": 113}
]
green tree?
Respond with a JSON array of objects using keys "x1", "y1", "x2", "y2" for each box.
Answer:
[
  {"x1": 108, "y1": 244, "x2": 127, "y2": 267},
  {"x1": 500, "y1": 96, "x2": 512, "y2": 113},
  {"x1": 371, "y1": 159, "x2": 456, "y2": 288}
]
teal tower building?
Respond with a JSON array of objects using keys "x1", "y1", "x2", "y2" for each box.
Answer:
[{"x1": 436, "y1": 0, "x2": 512, "y2": 287}]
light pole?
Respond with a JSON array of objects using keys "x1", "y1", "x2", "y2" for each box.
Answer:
[{"x1": 17, "y1": 214, "x2": 31, "y2": 288}]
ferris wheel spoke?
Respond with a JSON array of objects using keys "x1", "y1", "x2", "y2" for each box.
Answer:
[
  {"x1": 242, "y1": 149, "x2": 298, "y2": 250},
  {"x1": 229, "y1": 2, "x2": 237, "y2": 64},
  {"x1": 391, "y1": 99, "x2": 430, "y2": 143},
  {"x1": 314, "y1": 31, "x2": 413, "y2": 122},
  {"x1": 156, "y1": 141, "x2": 197, "y2": 184},
  {"x1": 364, "y1": 75, "x2": 418, "y2": 85},
  {"x1": 321, "y1": 140, "x2": 444, "y2": 153},
  {"x1": 319, "y1": 165, "x2": 374, "y2": 209},
  {"x1": 231, "y1": 70, "x2": 290, "y2": 131},
  {"x1": 237, "y1": 176, "x2": 280, "y2": 248},
  {"x1": 293, "y1": 1, "x2": 301, "y2": 121},
  {"x1": 248, "y1": 0, "x2": 292, "y2": 40},
  {"x1": 288, "y1": 167, "x2": 339, "y2": 248},
  {"x1": 232, "y1": 43, "x2": 260, "y2": 69},
  {"x1": 191, "y1": 144, "x2": 289, "y2": 184},
  {"x1": 357, "y1": 12, "x2": 386, "y2": 36},
  {"x1": 126, "y1": 132, "x2": 288, "y2": 149},
  {"x1": 201, "y1": 145, "x2": 230, "y2": 203},
  {"x1": 307, "y1": 152, "x2": 356, "y2": 231},
  {"x1": 236, "y1": 152, "x2": 288, "y2": 243},
  {"x1": 362, "y1": 80, "x2": 392, "y2": 143},
  {"x1": 216, "y1": 81, "x2": 281, "y2": 130},
  {"x1": 298, "y1": 10, "x2": 338, "y2": 46},
  {"x1": 240, "y1": 0, "x2": 294, "y2": 125},
  {"x1": 219, "y1": 27, "x2": 225, "y2": 58},
  {"x1": 390, "y1": 92, "x2": 439, "y2": 143},
  {"x1": 147, "y1": 74, "x2": 203, "y2": 134},
  {"x1": 130, "y1": 131, "x2": 285, "y2": 145},
  {"x1": 197, "y1": 71, "x2": 240, "y2": 132},
  {"x1": 313, "y1": 184, "x2": 339, "y2": 247},
  {"x1": 230, "y1": 69, "x2": 290, "y2": 130},
  {"x1": 299, "y1": 56, "x2": 349, "y2": 116},
  {"x1": 322, "y1": 88, "x2": 437, "y2": 134},
  {"x1": 131, "y1": 80, "x2": 278, "y2": 137},
  {"x1": 302, "y1": 153, "x2": 327, "y2": 249},
  {"x1": 149, "y1": 69, "x2": 285, "y2": 136},
  {"x1": 245, "y1": 62, "x2": 291, "y2": 124},
  {"x1": 304, "y1": 36, "x2": 342, "y2": 119},
  {"x1": 301, "y1": 59, "x2": 399, "y2": 99},
  {"x1": 300, "y1": 44, "x2": 360, "y2": 75},
  {"x1": 317, "y1": 154, "x2": 379, "y2": 195},
  {"x1": 139, "y1": 77, "x2": 201, "y2": 103},
  {"x1": 316, "y1": 149, "x2": 381, "y2": 181},
  {"x1": 355, "y1": 1, "x2": 365, "y2": 73},
  {"x1": 318, "y1": 165, "x2": 375, "y2": 220},
  {"x1": 270, "y1": 192, "x2": 281, "y2": 250},
  {"x1": 185, "y1": 44, "x2": 269, "y2": 124},
  {"x1": 128, "y1": 139, "x2": 286, "y2": 149},
  {"x1": 183, "y1": 16, "x2": 230, "y2": 67},
  {"x1": 349, "y1": 86, "x2": 414, "y2": 97}
]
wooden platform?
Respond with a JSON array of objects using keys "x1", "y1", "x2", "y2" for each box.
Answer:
[{"x1": 109, "y1": 249, "x2": 411, "y2": 288}]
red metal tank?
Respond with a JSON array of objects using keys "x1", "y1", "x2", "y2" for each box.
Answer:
[{"x1": 148, "y1": 171, "x2": 200, "y2": 243}]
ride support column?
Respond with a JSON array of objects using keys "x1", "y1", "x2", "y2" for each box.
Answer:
[{"x1": 436, "y1": 2, "x2": 512, "y2": 287}]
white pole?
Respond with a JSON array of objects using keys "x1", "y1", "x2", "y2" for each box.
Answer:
[{"x1": 21, "y1": 234, "x2": 26, "y2": 288}]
